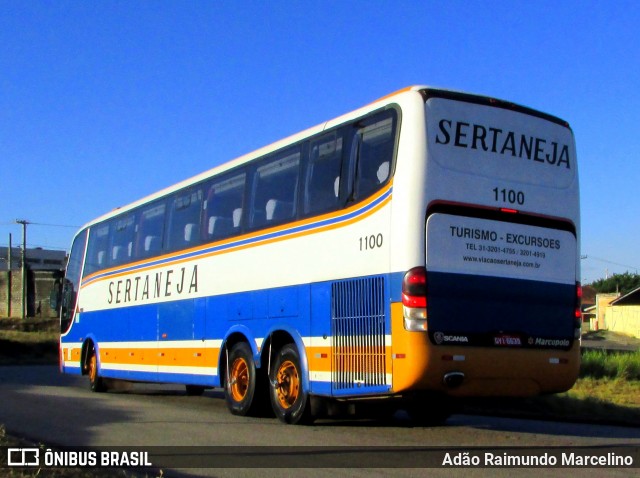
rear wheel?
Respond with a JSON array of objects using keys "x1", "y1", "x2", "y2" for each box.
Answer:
[
  {"x1": 224, "y1": 342, "x2": 265, "y2": 416},
  {"x1": 269, "y1": 344, "x2": 313, "y2": 425},
  {"x1": 87, "y1": 348, "x2": 107, "y2": 393}
]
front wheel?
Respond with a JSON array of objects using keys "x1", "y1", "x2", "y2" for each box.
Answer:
[
  {"x1": 87, "y1": 348, "x2": 107, "y2": 393},
  {"x1": 269, "y1": 344, "x2": 313, "y2": 425}
]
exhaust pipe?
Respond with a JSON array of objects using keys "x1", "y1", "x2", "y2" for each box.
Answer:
[{"x1": 443, "y1": 372, "x2": 465, "y2": 389}]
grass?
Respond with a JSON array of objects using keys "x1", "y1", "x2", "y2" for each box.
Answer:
[
  {"x1": 534, "y1": 377, "x2": 640, "y2": 424},
  {"x1": 0, "y1": 328, "x2": 59, "y2": 343},
  {"x1": 580, "y1": 349, "x2": 640, "y2": 380},
  {"x1": 569, "y1": 377, "x2": 640, "y2": 407},
  {"x1": 551, "y1": 350, "x2": 640, "y2": 423},
  {"x1": 459, "y1": 347, "x2": 640, "y2": 426},
  {"x1": 0, "y1": 318, "x2": 59, "y2": 332},
  {"x1": 0, "y1": 318, "x2": 59, "y2": 365}
]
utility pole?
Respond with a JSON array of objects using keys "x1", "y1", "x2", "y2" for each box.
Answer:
[
  {"x1": 7, "y1": 234, "x2": 11, "y2": 318},
  {"x1": 15, "y1": 220, "x2": 28, "y2": 319}
]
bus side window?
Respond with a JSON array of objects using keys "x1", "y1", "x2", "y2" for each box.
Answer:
[
  {"x1": 203, "y1": 171, "x2": 246, "y2": 241},
  {"x1": 304, "y1": 131, "x2": 343, "y2": 216},
  {"x1": 109, "y1": 213, "x2": 136, "y2": 266},
  {"x1": 84, "y1": 223, "x2": 110, "y2": 276},
  {"x1": 135, "y1": 201, "x2": 166, "y2": 259},
  {"x1": 167, "y1": 189, "x2": 203, "y2": 251},
  {"x1": 350, "y1": 111, "x2": 397, "y2": 201},
  {"x1": 250, "y1": 146, "x2": 301, "y2": 229}
]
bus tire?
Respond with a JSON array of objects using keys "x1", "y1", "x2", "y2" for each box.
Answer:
[
  {"x1": 88, "y1": 348, "x2": 107, "y2": 393},
  {"x1": 224, "y1": 342, "x2": 263, "y2": 416},
  {"x1": 269, "y1": 344, "x2": 313, "y2": 425}
]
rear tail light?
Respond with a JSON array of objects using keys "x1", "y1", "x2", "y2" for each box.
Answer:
[
  {"x1": 402, "y1": 266, "x2": 427, "y2": 307},
  {"x1": 574, "y1": 282, "x2": 582, "y2": 339},
  {"x1": 402, "y1": 267, "x2": 428, "y2": 331}
]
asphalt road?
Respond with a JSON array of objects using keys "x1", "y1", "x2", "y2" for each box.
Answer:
[{"x1": 1, "y1": 366, "x2": 639, "y2": 477}]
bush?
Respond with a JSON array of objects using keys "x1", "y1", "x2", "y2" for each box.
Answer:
[{"x1": 580, "y1": 350, "x2": 640, "y2": 381}]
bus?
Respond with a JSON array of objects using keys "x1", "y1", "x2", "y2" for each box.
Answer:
[{"x1": 58, "y1": 86, "x2": 581, "y2": 424}]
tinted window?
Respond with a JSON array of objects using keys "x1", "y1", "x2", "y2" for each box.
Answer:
[
  {"x1": 351, "y1": 111, "x2": 396, "y2": 200},
  {"x1": 135, "y1": 201, "x2": 166, "y2": 259},
  {"x1": 84, "y1": 223, "x2": 110, "y2": 276},
  {"x1": 167, "y1": 189, "x2": 204, "y2": 251},
  {"x1": 250, "y1": 147, "x2": 301, "y2": 228},
  {"x1": 204, "y1": 171, "x2": 246, "y2": 241},
  {"x1": 304, "y1": 132, "x2": 343, "y2": 215},
  {"x1": 109, "y1": 214, "x2": 136, "y2": 266}
]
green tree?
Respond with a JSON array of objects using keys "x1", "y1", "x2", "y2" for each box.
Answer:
[{"x1": 589, "y1": 272, "x2": 640, "y2": 295}]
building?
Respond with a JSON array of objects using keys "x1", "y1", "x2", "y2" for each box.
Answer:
[
  {"x1": 595, "y1": 292, "x2": 621, "y2": 331},
  {"x1": 603, "y1": 287, "x2": 640, "y2": 338},
  {"x1": 1, "y1": 247, "x2": 67, "y2": 318},
  {"x1": 0, "y1": 247, "x2": 67, "y2": 271}
]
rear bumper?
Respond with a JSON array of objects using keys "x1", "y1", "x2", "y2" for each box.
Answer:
[{"x1": 390, "y1": 302, "x2": 580, "y2": 397}]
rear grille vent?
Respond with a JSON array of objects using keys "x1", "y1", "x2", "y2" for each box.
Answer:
[{"x1": 331, "y1": 276, "x2": 388, "y2": 392}]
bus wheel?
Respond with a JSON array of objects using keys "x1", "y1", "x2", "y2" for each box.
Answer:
[
  {"x1": 225, "y1": 342, "x2": 262, "y2": 416},
  {"x1": 269, "y1": 344, "x2": 313, "y2": 425},
  {"x1": 88, "y1": 349, "x2": 107, "y2": 393}
]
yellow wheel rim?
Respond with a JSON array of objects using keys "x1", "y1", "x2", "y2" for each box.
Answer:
[
  {"x1": 229, "y1": 357, "x2": 249, "y2": 402},
  {"x1": 89, "y1": 354, "x2": 97, "y2": 382},
  {"x1": 275, "y1": 360, "x2": 300, "y2": 409}
]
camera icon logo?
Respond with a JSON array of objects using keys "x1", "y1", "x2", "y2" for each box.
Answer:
[{"x1": 7, "y1": 448, "x2": 40, "y2": 466}]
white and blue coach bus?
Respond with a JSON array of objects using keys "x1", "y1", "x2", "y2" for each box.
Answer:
[{"x1": 58, "y1": 86, "x2": 581, "y2": 424}]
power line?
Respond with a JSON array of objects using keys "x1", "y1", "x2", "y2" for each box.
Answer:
[
  {"x1": 1, "y1": 220, "x2": 74, "y2": 251},
  {"x1": 0, "y1": 243, "x2": 69, "y2": 251},
  {"x1": 1, "y1": 220, "x2": 79, "y2": 228},
  {"x1": 582, "y1": 255, "x2": 640, "y2": 272},
  {"x1": 13, "y1": 221, "x2": 78, "y2": 228}
]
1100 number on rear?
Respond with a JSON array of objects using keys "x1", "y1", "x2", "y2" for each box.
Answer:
[{"x1": 493, "y1": 187, "x2": 525, "y2": 205}]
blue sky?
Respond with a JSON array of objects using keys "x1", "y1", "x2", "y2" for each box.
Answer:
[{"x1": 1, "y1": 1, "x2": 639, "y2": 284}]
